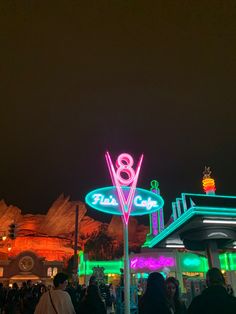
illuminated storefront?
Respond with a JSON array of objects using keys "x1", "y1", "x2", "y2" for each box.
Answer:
[
  {"x1": 78, "y1": 250, "x2": 236, "y2": 288},
  {"x1": 143, "y1": 169, "x2": 236, "y2": 294}
]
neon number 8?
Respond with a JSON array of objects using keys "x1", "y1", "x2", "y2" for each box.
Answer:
[{"x1": 116, "y1": 153, "x2": 135, "y2": 186}]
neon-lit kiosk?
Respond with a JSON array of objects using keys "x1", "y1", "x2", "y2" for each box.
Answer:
[{"x1": 143, "y1": 167, "x2": 236, "y2": 297}]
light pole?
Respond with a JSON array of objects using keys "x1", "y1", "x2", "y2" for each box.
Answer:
[
  {"x1": 85, "y1": 151, "x2": 164, "y2": 314},
  {"x1": 73, "y1": 204, "x2": 79, "y2": 284},
  {"x1": 123, "y1": 218, "x2": 131, "y2": 314}
]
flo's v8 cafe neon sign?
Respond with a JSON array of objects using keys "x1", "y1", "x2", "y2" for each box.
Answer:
[
  {"x1": 85, "y1": 152, "x2": 164, "y2": 218},
  {"x1": 85, "y1": 186, "x2": 164, "y2": 216}
]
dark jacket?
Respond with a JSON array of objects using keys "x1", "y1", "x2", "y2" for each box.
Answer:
[
  {"x1": 169, "y1": 300, "x2": 187, "y2": 314},
  {"x1": 78, "y1": 298, "x2": 106, "y2": 314},
  {"x1": 187, "y1": 285, "x2": 236, "y2": 314},
  {"x1": 139, "y1": 295, "x2": 172, "y2": 314}
]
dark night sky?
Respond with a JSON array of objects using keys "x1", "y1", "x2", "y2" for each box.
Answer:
[{"x1": 0, "y1": 1, "x2": 236, "y2": 223}]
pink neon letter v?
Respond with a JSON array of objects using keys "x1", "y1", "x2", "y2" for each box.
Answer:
[{"x1": 105, "y1": 152, "x2": 143, "y2": 224}]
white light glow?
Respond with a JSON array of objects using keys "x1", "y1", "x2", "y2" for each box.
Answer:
[
  {"x1": 203, "y1": 219, "x2": 236, "y2": 224},
  {"x1": 166, "y1": 244, "x2": 185, "y2": 248}
]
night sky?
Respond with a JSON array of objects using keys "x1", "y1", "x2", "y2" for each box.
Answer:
[{"x1": 1, "y1": 2, "x2": 236, "y2": 223}]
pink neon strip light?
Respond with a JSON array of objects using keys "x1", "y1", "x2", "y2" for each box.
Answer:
[
  {"x1": 130, "y1": 256, "x2": 175, "y2": 270},
  {"x1": 105, "y1": 152, "x2": 143, "y2": 224}
]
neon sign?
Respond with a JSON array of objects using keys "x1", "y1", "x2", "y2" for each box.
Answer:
[
  {"x1": 85, "y1": 152, "x2": 164, "y2": 223},
  {"x1": 105, "y1": 152, "x2": 143, "y2": 224},
  {"x1": 183, "y1": 257, "x2": 201, "y2": 267},
  {"x1": 130, "y1": 256, "x2": 175, "y2": 270},
  {"x1": 86, "y1": 186, "x2": 164, "y2": 216},
  {"x1": 92, "y1": 194, "x2": 118, "y2": 206},
  {"x1": 202, "y1": 166, "x2": 216, "y2": 194}
]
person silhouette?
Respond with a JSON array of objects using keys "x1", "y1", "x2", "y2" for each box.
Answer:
[
  {"x1": 188, "y1": 267, "x2": 236, "y2": 314},
  {"x1": 34, "y1": 272, "x2": 75, "y2": 314},
  {"x1": 139, "y1": 272, "x2": 172, "y2": 314}
]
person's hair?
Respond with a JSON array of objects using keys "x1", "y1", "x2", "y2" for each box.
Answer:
[
  {"x1": 53, "y1": 272, "x2": 68, "y2": 288},
  {"x1": 146, "y1": 272, "x2": 165, "y2": 291},
  {"x1": 13, "y1": 282, "x2": 18, "y2": 289},
  {"x1": 89, "y1": 275, "x2": 97, "y2": 286},
  {"x1": 85, "y1": 284, "x2": 102, "y2": 302},
  {"x1": 166, "y1": 277, "x2": 180, "y2": 300},
  {"x1": 206, "y1": 268, "x2": 225, "y2": 286},
  {"x1": 139, "y1": 272, "x2": 169, "y2": 312},
  {"x1": 143, "y1": 272, "x2": 166, "y2": 301}
]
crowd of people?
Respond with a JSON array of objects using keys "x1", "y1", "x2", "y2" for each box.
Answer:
[
  {"x1": 0, "y1": 279, "x2": 48, "y2": 313},
  {"x1": 0, "y1": 267, "x2": 235, "y2": 313},
  {"x1": 0, "y1": 274, "x2": 114, "y2": 314},
  {"x1": 138, "y1": 268, "x2": 236, "y2": 314}
]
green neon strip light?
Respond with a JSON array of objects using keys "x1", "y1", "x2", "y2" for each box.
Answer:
[
  {"x1": 79, "y1": 260, "x2": 123, "y2": 276},
  {"x1": 148, "y1": 205, "x2": 236, "y2": 248},
  {"x1": 228, "y1": 253, "x2": 236, "y2": 270},
  {"x1": 180, "y1": 253, "x2": 208, "y2": 272},
  {"x1": 219, "y1": 253, "x2": 236, "y2": 271},
  {"x1": 78, "y1": 252, "x2": 236, "y2": 275}
]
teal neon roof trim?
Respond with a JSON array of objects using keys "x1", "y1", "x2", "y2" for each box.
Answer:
[
  {"x1": 148, "y1": 207, "x2": 195, "y2": 247},
  {"x1": 182, "y1": 193, "x2": 236, "y2": 199},
  {"x1": 148, "y1": 203, "x2": 236, "y2": 248}
]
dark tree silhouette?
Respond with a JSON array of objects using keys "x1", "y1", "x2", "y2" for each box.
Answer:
[{"x1": 84, "y1": 224, "x2": 114, "y2": 260}]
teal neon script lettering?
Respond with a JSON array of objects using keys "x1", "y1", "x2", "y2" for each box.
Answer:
[
  {"x1": 134, "y1": 196, "x2": 158, "y2": 210},
  {"x1": 92, "y1": 194, "x2": 118, "y2": 206}
]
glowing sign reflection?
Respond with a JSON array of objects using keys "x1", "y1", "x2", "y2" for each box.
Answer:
[{"x1": 130, "y1": 256, "x2": 175, "y2": 270}]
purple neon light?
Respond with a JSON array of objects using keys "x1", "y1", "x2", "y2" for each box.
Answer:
[
  {"x1": 130, "y1": 256, "x2": 175, "y2": 270},
  {"x1": 151, "y1": 187, "x2": 159, "y2": 235},
  {"x1": 152, "y1": 212, "x2": 158, "y2": 236},
  {"x1": 159, "y1": 208, "x2": 164, "y2": 231}
]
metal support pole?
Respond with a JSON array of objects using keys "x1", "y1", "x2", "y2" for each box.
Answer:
[
  {"x1": 73, "y1": 205, "x2": 79, "y2": 283},
  {"x1": 206, "y1": 240, "x2": 220, "y2": 269},
  {"x1": 123, "y1": 219, "x2": 130, "y2": 314}
]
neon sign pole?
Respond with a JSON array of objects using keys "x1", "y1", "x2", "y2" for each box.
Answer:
[
  {"x1": 105, "y1": 152, "x2": 143, "y2": 314},
  {"x1": 85, "y1": 152, "x2": 164, "y2": 314}
]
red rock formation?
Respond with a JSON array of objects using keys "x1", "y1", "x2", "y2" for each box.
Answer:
[
  {"x1": 38, "y1": 194, "x2": 87, "y2": 236},
  {"x1": 0, "y1": 195, "x2": 148, "y2": 262}
]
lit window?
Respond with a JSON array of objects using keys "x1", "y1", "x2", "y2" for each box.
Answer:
[
  {"x1": 52, "y1": 267, "x2": 58, "y2": 276},
  {"x1": 47, "y1": 267, "x2": 52, "y2": 277},
  {"x1": 0, "y1": 267, "x2": 3, "y2": 277}
]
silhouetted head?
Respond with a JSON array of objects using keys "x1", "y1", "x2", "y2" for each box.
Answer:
[
  {"x1": 13, "y1": 282, "x2": 18, "y2": 289},
  {"x1": 86, "y1": 284, "x2": 101, "y2": 301},
  {"x1": 206, "y1": 268, "x2": 225, "y2": 287},
  {"x1": 89, "y1": 275, "x2": 98, "y2": 286},
  {"x1": 139, "y1": 271, "x2": 168, "y2": 313},
  {"x1": 147, "y1": 272, "x2": 165, "y2": 289},
  {"x1": 53, "y1": 272, "x2": 68, "y2": 290},
  {"x1": 27, "y1": 280, "x2": 32, "y2": 287}
]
